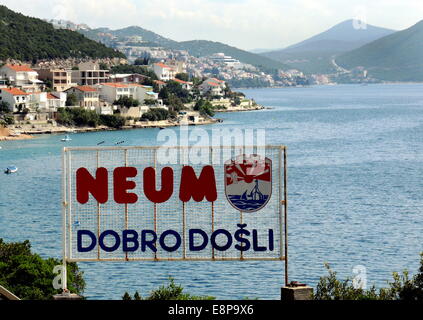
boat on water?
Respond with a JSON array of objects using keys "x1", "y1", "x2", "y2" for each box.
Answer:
[
  {"x1": 4, "y1": 166, "x2": 18, "y2": 174},
  {"x1": 61, "y1": 135, "x2": 72, "y2": 142},
  {"x1": 241, "y1": 179, "x2": 265, "y2": 201}
]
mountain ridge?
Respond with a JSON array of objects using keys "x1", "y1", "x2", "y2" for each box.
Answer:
[
  {"x1": 336, "y1": 19, "x2": 423, "y2": 81},
  {"x1": 261, "y1": 19, "x2": 396, "y2": 74}
]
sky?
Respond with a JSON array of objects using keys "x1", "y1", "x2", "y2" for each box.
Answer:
[{"x1": 1, "y1": 0, "x2": 423, "y2": 51}]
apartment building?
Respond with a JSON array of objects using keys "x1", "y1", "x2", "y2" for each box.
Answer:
[
  {"x1": 72, "y1": 61, "x2": 110, "y2": 86},
  {"x1": 35, "y1": 68, "x2": 76, "y2": 91}
]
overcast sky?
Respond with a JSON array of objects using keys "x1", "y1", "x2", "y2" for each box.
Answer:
[{"x1": 1, "y1": 0, "x2": 422, "y2": 50}]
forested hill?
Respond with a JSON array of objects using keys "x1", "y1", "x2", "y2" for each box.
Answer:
[
  {"x1": 336, "y1": 19, "x2": 423, "y2": 81},
  {"x1": 0, "y1": 6, "x2": 125, "y2": 62}
]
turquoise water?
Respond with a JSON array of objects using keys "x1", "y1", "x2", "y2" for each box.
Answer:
[{"x1": 0, "y1": 84, "x2": 422, "y2": 299}]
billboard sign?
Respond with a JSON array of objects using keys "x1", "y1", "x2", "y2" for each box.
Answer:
[{"x1": 62, "y1": 146, "x2": 287, "y2": 263}]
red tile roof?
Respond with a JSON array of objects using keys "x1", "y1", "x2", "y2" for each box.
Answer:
[
  {"x1": 47, "y1": 93, "x2": 59, "y2": 99},
  {"x1": 1, "y1": 88, "x2": 29, "y2": 96},
  {"x1": 207, "y1": 82, "x2": 220, "y2": 87},
  {"x1": 101, "y1": 83, "x2": 129, "y2": 88},
  {"x1": 74, "y1": 85, "x2": 97, "y2": 92},
  {"x1": 5, "y1": 64, "x2": 35, "y2": 72},
  {"x1": 154, "y1": 62, "x2": 172, "y2": 69},
  {"x1": 173, "y1": 78, "x2": 191, "y2": 85},
  {"x1": 154, "y1": 80, "x2": 166, "y2": 85}
]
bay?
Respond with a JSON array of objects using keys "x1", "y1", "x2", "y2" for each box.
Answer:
[{"x1": 0, "y1": 83, "x2": 422, "y2": 299}]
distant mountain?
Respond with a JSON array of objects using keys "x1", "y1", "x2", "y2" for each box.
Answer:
[
  {"x1": 336, "y1": 20, "x2": 423, "y2": 81},
  {"x1": 79, "y1": 27, "x2": 287, "y2": 72},
  {"x1": 262, "y1": 20, "x2": 395, "y2": 74},
  {"x1": 0, "y1": 6, "x2": 125, "y2": 62}
]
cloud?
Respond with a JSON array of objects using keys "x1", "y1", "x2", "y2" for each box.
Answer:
[{"x1": 0, "y1": 0, "x2": 422, "y2": 50}]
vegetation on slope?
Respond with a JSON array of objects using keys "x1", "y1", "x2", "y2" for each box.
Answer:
[
  {"x1": 336, "y1": 20, "x2": 423, "y2": 81},
  {"x1": 0, "y1": 5, "x2": 125, "y2": 62}
]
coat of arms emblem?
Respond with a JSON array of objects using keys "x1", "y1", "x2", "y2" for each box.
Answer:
[{"x1": 224, "y1": 154, "x2": 272, "y2": 212}]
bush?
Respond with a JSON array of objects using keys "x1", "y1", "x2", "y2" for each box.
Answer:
[
  {"x1": 0, "y1": 239, "x2": 85, "y2": 300},
  {"x1": 99, "y1": 114, "x2": 126, "y2": 129},
  {"x1": 57, "y1": 107, "x2": 99, "y2": 127},
  {"x1": 141, "y1": 108, "x2": 170, "y2": 121},
  {"x1": 113, "y1": 96, "x2": 140, "y2": 108},
  {"x1": 122, "y1": 277, "x2": 214, "y2": 300},
  {"x1": 314, "y1": 253, "x2": 423, "y2": 300},
  {"x1": 194, "y1": 99, "x2": 215, "y2": 117}
]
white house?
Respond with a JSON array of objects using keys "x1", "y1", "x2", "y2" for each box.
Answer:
[
  {"x1": 0, "y1": 65, "x2": 43, "y2": 93},
  {"x1": 97, "y1": 83, "x2": 158, "y2": 105},
  {"x1": 199, "y1": 78, "x2": 225, "y2": 97},
  {"x1": 0, "y1": 87, "x2": 30, "y2": 112},
  {"x1": 152, "y1": 63, "x2": 176, "y2": 81},
  {"x1": 65, "y1": 85, "x2": 100, "y2": 109},
  {"x1": 172, "y1": 78, "x2": 193, "y2": 91}
]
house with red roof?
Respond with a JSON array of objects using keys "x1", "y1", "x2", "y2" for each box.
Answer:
[
  {"x1": 0, "y1": 87, "x2": 30, "y2": 112},
  {"x1": 65, "y1": 85, "x2": 100, "y2": 109},
  {"x1": 152, "y1": 62, "x2": 176, "y2": 81},
  {"x1": 0, "y1": 64, "x2": 43, "y2": 93},
  {"x1": 199, "y1": 78, "x2": 226, "y2": 97},
  {"x1": 172, "y1": 78, "x2": 193, "y2": 91}
]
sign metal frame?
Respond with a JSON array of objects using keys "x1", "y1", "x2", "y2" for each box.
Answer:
[{"x1": 60, "y1": 145, "x2": 289, "y2": 291}]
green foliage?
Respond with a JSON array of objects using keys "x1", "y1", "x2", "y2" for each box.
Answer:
[
  {"x1": 141, "y1": 108, "x2": 171, "y2": 121},
  {"x1": 161, "y1": 81, "x2": 192, "y2": 103},
  {"x1": 194, "y1": 99, "x2": 215, "y2": 117},
  {"x1": 65, "y1": 93, "x2": 78, "y2": 107},
  {"x1": 314, "y1": 253, "x2": 423, "y2": 300},
  {"x1": 0, "y1": 101, "x2": 14, "y2": 125},
  {"x1": 336, "y1": 20, "x2": 423, "y2": 81},
  {"x1": 99, "y1": 114, "x2": 126, "y2": 129},
  {"x1": 57, "y1": 107, "x2": 99, "y2": 127},
  {"x1": 57, "y1": 107, "x2": 126, "y2": 129},
  {"x1": 122, "y1": 277, "x2": 215, "y2": 300},
  {"x1": 0, "y1": 239, "x2": 85, "y2": 300},
  {"x1": 143, "y1": 98, "x2": 157, "y2": 106},
  {"x1": 113, "y1": 96, "x2": 140, "y2": 108},
  {"x1": 175, "y1": 73, "x2": 189, "y2": 82},
  {"x1": 0, "y1": 5, "x2": 125, "y2": 62}
]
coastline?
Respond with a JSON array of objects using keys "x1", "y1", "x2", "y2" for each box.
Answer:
[{"x1": 0, "y1": 105, "x2": 265, "y2": 142}]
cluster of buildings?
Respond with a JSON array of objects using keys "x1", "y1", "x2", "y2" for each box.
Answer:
[
  {"x1": 0, "y1": 58, "x2": 232, "y2": 123},
  {"x1": 0, "y1": 62, "x2": 160, "y2": 121}
]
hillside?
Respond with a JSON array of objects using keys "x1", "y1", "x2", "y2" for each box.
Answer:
[
  {"x1": 0, "y1": 6, "x2": 125, "y2": 62},
  {"x1": 80, "y1": 25, "x2": 179, "y2": 48},
  {"x1": 336, "y1": 20, "x2": 423, "y2": 81},
  {"x1": 262, "y1": 20, "x2": 395, "y2": 74},
  {"x1": 79, "y1": 27, "x2": 287, "y2": 72},
  {"x1": 178, "y1": 40, "x2": 287, "y2": 72}
]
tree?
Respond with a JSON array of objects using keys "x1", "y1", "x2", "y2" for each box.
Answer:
[
  {"x1": 194, "y1": 99, "x2": 215, "y2": 117},
  {"x1": 143, "y1": 99, "x2": 157, "y2": 106},
  {"x1": 313, "y1": 253, "x2": 423, "y2": 300},
  {"x1": 0, "y1": 101, "x2": 14, "y2": 126},
  {"x1": 99, "y1": 114, "x2": 126, "y2": 129},
  {"x1": 113, "y1": 96, "x2": 140, "y2": 108},
  {"x1": 175, "y1": 73, "x2": 189, "y2": 82},
  {"x1": 122, "y1": 277, "x2": 214, "y2": 300},
  {"x1": 65, "y1": 93, "x2": 78, "y2": 107},
  {"x1": 0, "y1": 239, "x2": 85, "y2": 300},
  {"x1": 141, "y1": 108, "x2": 170, "y2": 121}
]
